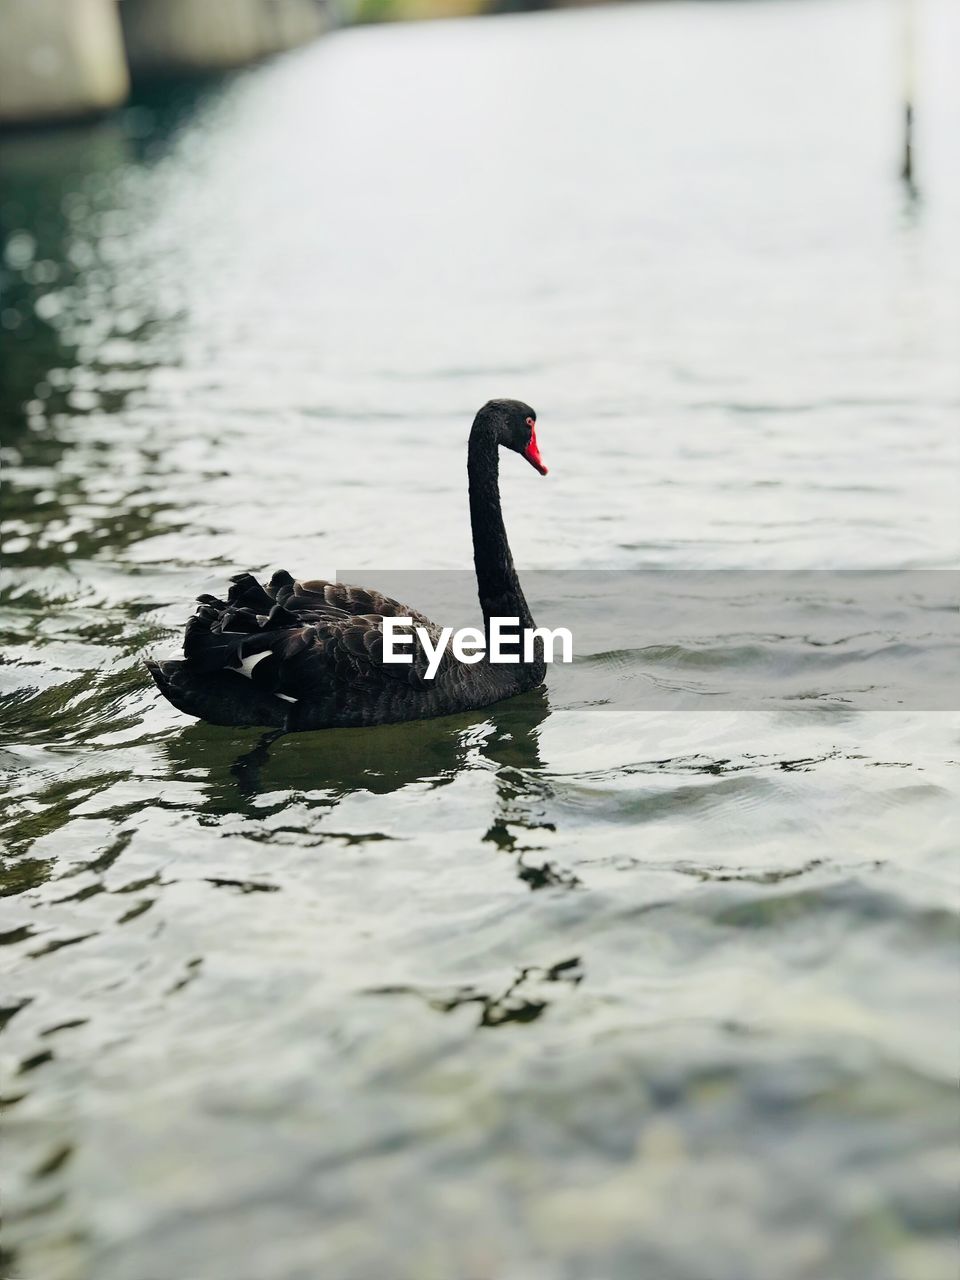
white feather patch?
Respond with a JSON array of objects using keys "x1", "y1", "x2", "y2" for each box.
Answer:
[
  {"x1": 276, "y1": 693, "x2": 297, "y2": 704},
  {"x1": 237, "y1": 649, "x2": 271, "y2": 678}
]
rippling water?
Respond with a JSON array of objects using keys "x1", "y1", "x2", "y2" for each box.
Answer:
[{"x1": 2, "y1": 1, "x2": 958, "y2": 1277}]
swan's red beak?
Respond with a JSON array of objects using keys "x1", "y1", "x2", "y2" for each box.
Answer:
[{"x1": 523, "y1": 425, "x2": 548, "y2": 475}]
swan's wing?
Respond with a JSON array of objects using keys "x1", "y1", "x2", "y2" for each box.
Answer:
[
  {"x1": 277, "y1": 574, "x2": 438, "y2": 631},
  {"x1": 264, "y1": 611, "x2": 453, "y2": 699},
  {"x1": 183, "y1": 570, "x2": 457, "y2": 702},
  {"x1": 227, "y1": 570, "x2": 437, "y2": 629}
]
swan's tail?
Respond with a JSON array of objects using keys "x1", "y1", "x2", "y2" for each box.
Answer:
[
  {"x1": 145, "y1": 659, "x2": 286, "y2": 728},
  {"x1": 146, "y1": 568, "x2": 302, "y2": 727}
]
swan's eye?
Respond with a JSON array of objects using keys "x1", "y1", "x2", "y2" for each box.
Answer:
[{"x1": 525, "y1": 417, "x2": 535, "y2": 430}]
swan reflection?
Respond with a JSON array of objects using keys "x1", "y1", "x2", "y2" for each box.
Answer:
[{"x1": 162, "y1": 685, "x2": 564, "y2": 889}]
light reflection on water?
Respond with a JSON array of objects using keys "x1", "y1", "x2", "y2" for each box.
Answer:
[{"x1": 1, "y1": 1, "x2": 958, "y2": 1277}]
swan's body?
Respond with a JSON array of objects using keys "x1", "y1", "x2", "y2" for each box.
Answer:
[{"x1": 147, "y1": 399, "x2": 548, "y2": 731}]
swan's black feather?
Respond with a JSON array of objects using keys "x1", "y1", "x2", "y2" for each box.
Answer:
[
  {"x1": 146, "y1": 659, "x2": 286, "y2": 727},
  {"x1": 227, "y1": 572, "x2": 274, "y2": 613},
  {"x1": 150, "y1": 572, "x2": 481, "y2": 728}
]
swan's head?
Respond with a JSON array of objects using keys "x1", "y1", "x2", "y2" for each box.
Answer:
[{"x1": 477, "y1": 398, "x2": 548, "y2": 476}]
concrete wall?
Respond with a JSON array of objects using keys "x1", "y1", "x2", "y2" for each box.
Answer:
[
  {"x1": 0, "y1": 0, "x2": 130, "y2": 125},
  {"x1": 0, "y1": 0, "x2": 329, "y2": 126},
  {"x1": 120, "y1": 0, "x2": 328, "y2": 78}
]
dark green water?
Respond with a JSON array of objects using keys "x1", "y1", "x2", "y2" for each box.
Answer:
[{"x1": 1, "y1": 2, "x2": 958, "y2": 1278}]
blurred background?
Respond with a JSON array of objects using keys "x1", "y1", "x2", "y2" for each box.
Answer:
[{"x1": 1, "y1": 2, "x2": 958, "y2": 1279}]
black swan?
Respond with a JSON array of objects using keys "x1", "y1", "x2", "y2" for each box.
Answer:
[{"x1": 146, "y1": 399, "x2": 549, "y2": 730}]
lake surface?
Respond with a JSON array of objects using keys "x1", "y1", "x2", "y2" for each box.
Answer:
[{"x1": 1, "y1": 1, "x2": 958, "y2": 1277}]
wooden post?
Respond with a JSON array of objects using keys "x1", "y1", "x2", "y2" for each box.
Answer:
[{"x1": 901, "y1": 0, "x2": 917, "y2": 189}]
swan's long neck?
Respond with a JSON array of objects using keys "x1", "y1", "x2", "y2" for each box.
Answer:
[{"x1": 468, "y1": 424, "x2": 536, "y2": 635}]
